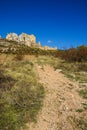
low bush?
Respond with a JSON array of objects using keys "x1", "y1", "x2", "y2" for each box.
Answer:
[
  {"x1": 78, "y1": 89, "x2": 87, "y2": 99},
  {"x1": 57, "y1": 45, "x2": 87, "y2": 62}
]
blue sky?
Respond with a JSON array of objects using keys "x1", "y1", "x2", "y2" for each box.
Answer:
[{"x1": 0, "y1": 0, "x2": 87, "y2": 49}]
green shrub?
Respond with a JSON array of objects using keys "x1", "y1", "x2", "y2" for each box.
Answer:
[
  {"x1": 78, "y1": 89, "x2": 87, "y2": 99},
  {"x1": 76, "y1": 109, "x2": 83, "y2": 113}
]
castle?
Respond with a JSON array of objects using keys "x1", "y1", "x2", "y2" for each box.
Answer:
[{"x1": 5, "y1": 33, "x2": 57, "y2": 50}]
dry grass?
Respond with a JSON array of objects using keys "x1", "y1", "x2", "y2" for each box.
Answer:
[
  {"x1": 0, "y1": 54, "x2": 44, "y2": 130},
  {"x1": 0, "y1": 53, "x2": 87, "y2": 130}
]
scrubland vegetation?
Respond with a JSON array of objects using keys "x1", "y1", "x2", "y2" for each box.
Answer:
[
  {"x1": 0, "y1": 54, "x2": 44, "y2": 130},
  {"x1": 0, "y1": 39, "x2": 87, "y2": 130}
]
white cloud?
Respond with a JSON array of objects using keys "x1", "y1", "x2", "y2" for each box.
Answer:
[{"x1": 47, "y1": 40, "x2": 53, "y2": 43}]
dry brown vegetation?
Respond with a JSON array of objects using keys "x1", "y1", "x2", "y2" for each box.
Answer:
[
  {"x1": 0, "y1": 54, "x2": 44, "y2": 130},
  {"x1": 0, "y1": 40, "x2": 87, "y2": 130}
]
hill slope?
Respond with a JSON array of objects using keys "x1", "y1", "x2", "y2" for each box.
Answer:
[
  {"x1": 28, "y1": 64, "x2": 87, "y2": 130},
  {"x1": 0, "y1": 53, "x2": 87, "y2": 130}
]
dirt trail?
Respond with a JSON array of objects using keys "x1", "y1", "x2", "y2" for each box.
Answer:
[{"x1": 28, "y1": 65, "x2": 83, "y2": 130}]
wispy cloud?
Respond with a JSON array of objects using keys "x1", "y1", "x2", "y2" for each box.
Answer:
[{"x1": 47, "y1": 40, "x2": 53, "y2": 43}]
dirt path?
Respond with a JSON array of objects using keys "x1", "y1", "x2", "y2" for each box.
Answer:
[{"x1": 28, "y1": 65, "x2": 84, "y2": 130}]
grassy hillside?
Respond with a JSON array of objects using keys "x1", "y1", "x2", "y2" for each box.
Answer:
[
  {"x1": 0, "y1": 54, "x2": 44, "y2": 130},
  {"x1": 0, "y1": 39, "x2": 87, "y2": 129}
]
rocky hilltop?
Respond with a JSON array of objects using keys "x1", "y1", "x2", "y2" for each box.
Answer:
[{"x1": 5, "y1": 33, "x2": 57, "y2": 50}]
